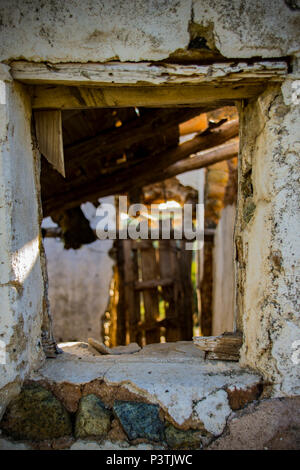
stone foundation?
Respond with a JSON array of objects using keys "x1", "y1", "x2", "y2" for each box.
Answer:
[{"x1": 1, "y1": 342, "x2": 298, "y2": 450}]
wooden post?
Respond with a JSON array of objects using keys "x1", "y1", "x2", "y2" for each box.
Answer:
[
  {"x1": 159, "y1": 239, "x2": 181, "y2": 342},
  {"x1": 123, "y1": 239, "x2": 141, "y2": 344},
  {"x1": 139, "y1": 240, "x2": 161, "y2": 344}
]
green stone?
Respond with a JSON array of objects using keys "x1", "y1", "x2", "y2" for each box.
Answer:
[
  {"x1": 113, "y1": 400, "x2": 164, "y2": 441},
  {"x1": 0, "y1": 383, "x2": 72, "y2": 441},
  {"x1": 75, "y1": 394, "x2": 111, "y2": 439},
  {"x1": 165, "y1": 424, "x2": 207, "y2": 449}
]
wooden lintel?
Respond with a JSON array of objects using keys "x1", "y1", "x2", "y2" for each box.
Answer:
[
  {"x1": 11, "y1": 60, "x2": 287, "y2": 86},
  {"x1": 30, "y1": 84, "x2": 265, "y2": 110}
]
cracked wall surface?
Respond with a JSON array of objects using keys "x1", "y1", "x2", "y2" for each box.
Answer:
[
  {"x1": 0, "y1": 72, "x2": 45, "y2": 419},
  {"x1": 236, "y1": 78, "x2": 300, "y2": 396},
  {"x1": 0, "y1": 1, "x2": 299, "y2": 63}
]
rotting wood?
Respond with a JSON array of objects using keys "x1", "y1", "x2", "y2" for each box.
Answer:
[
  {"x1": 43, "y1": 119, "x2": 238, "y2": 215},
  {"x1": 159, "y1": 238, "x2": 181, "y2": 342},
  {"x1": 134, "y1": 278, "x2": 173, "y2": 290},
  {"x1": 163, "y1": 139, "x2": 239, "y2": 179},
  {"x1": 29, "y1": 84, "x2": 266, "y2": 110},
  {"x1": 123, "y1": 239, "x2": 140, "y2": 344},
  {"x1": 193, "y1": 332, "x2": 243, "y2": 361},
  {"x1": 34, "y1": 110, "x2": 65, "y2": 176},
  {"x1": 62, "y1": 108, "x2": 204, "y2": 177},
  {"x1": 11, "y1": 60, "x2": 287, "y2": 86},
  {"x1": 139, "y1": 240, "x2": 161, "y2": 344},
  {"x1": 88, "y1": 337, "x2": 140, "y2": 355},
  {"x1": 42, "y1": 226, "x2": 216, "y2": 242}
]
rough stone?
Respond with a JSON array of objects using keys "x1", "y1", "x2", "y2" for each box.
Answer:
[
  {"x1": 0, "y1": 383, "x2": 72, "y2": 441},
  {"x1": 113, "y1": 401, "x2": 164, "y2": 442},
  {"x1": 75, "y1": 394, "x2": 111, "y2": 439},
  {"x1": 226, "y1": 383, "x2": 263, "y2": 410},
  {"x1": 207, "y1": 397, "x2": 300, "y2": 450},
  {"x1": 165, "y1": 424, "x2": 211, "y2": 449},
  {"x1": 51, "y1": 381, "x2": 82, "y2": 413},
  {"x1": 0, "y1": 438, "x2": 30, "y2": 450},
  {"x1": 31, "y1": 342, "x2": 262, "y2": 430},
  {"x1": 69, "y1": 439, "x2": 165, "y2": 450},
  {"x1": 194, "y1": 390, "x2": 231, "y2": 436}
]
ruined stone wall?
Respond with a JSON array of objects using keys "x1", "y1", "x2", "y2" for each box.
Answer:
[
  {"x1": 236, "y1": 80, "x2": 300, "y2": 396},
  {"x1": 0, "y1": 0, "x2": 299, "y2": 436},
  {"x1": 0, "y1": 73, "x2": 45, "y2": 418},
  {"x1": 0, "y1": 0, "x2": 299, "y2": 63}
]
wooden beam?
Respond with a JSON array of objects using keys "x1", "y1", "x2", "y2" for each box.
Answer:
[
  {"x1": 34, "y1": 110, "x2": 65, "y2": 176},
  {"x1": 43, "y1": 118, "x2": 238, "y2": 214},
  {"x1": 11, "y1": 60, "x2": 287, "y2": 86},
  {"x1": 63, "y1": 107, "x2": 207, "y2": 178},
  {"x1": 163, "y1": 139, "x2": 239, "y2": 178},
  {"x1": 30, "y1": 84, "x2": 264, "y2": 110}
]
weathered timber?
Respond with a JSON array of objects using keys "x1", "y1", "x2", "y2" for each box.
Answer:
[
  {"x1": 163, "y1": 139, "x2": 239, "y2": 179},
  {"x1": 43, "y1": 226, "x2": 216, "y2": 242},
  {"x1": 123, "y1": 239, "x2": 141, "y2": 344},
  {"x1": 159, "y1": 238, "x2": 181, "y2": 342},
  {"x1": 88, "y1": 337, "x2": 140, "y2": 355},
  {"x1": 29, "y1": 84, "x2": 265, "y2": 110},
  {"x1": 12, "y1": 60, "x2": 287, "y2": 85},
  {"x1": 34, "y1": 110, "x2": 65, "y2": 176},
  {"x1": 134, "y1": 278, "x2": 173, "y2": 291},
  {"x1": 43, "y1": 119, "x2": 238, "y2": 215},
  {"x1": 62, "y1": 107, "x2": 206, "y2": 177},
  {"x1": 193, "y1": 332, "x2": 243, "y2": 361},
  {"x1": 139, "y1": 240, "x2": 161, "y2": 344},
  {"x1": 178, "y1": 241, "x2": 194, "y2": 340}
]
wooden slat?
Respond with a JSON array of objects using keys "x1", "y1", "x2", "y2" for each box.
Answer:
[
  {"x1": 178, "y1": 241, "x2": 194, "y2": 340},
  {"x1": 34, "y1": 110, "x2": 65, "y2": 177},
  {"x1": 159, "y1": 239, "x2": 181, "y2": 342},
  {"x1": 134, "y1": 278, "x2": 173, "y2": 291},
  {"x1": 139, "y1": 240, "x2": 161, "y2": 344},
  {"x1": 123, "y1": 239, "x2": 141, "y2": 344}
]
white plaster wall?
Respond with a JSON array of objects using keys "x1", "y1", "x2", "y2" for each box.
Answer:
[
  {"x1": 0, "y1": 0, "x2": 299, "y2": 63},
  {"x1": 212, "y1": 204, "x2": 236, "y2": 336},
  {"x1": 0, "y1": 75, "x2": 45, "y2": 416},
  {"x1": 237, "y1": 80, "x2": 300, "y2": 396},
  {"x1": 43, "y1": 198, "x2": 114, "y2": 343}
]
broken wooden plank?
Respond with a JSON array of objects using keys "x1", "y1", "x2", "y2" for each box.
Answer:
[
  {"x1": 163, "y1": 139, "x2": 239, "y2": 179},
  {"x1": 43, "y1": 119, "x2": 239, "y2": 215},
  {"x1": 88, "y1": 337, "x2": 140, "y2": 355},
  {"x1": 34, "y1": 110, "x2": 65, "y2": 176},
  {"x1": 193, "y1": 332, "x2": 243, "y2": 361},
  {"x1": 11, "y1": 60, "x2": 287, "y2": 86}
]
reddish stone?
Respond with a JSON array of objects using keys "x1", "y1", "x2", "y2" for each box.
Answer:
[{"x1": 226, "y1": 382, "x2": 262, "y2": 410}]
